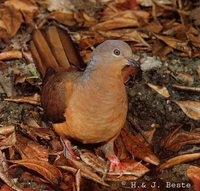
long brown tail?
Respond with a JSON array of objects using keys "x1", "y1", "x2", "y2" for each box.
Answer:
[{"x1": 30, "y1": 26, "x2": 84, "y2": 77}]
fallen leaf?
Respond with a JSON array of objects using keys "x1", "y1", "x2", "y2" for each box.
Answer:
[
  {"x1": 187, "y1": 165, "x2": 200, "y2": 191},
  {"x1": 92, "y1": 17, "x2": 139, "y2": 31},
  {"x1": 99, "y1": 29, "x2": 150, "y2": 47},
  {"x1": 47, "y1": 12, "x2": 76, "y2": 26},
  {"x1": 48, "y1": 11, "x2": 96, "y2": 27},
  {"x1": 122, "y1": 65, "x2": 140, "y2": 83},
  {"x1": 174, "y1": 100, "x2": 200, "y2": 120},
  {"x1": 0, "y1": 125, "x2": 15, "y2": 135},
  {"x1": 145, "y1": 21, "x2": 163, "y2": 33},
  {"x1": 60, "y1": 158, "x2": 109, "y2": 186},
  {"x1": 161, "y1": 127, "x2": 200, "y2": 152},
  {"x1": 106, "y1": 161, "x2": 149, "y2": 181},
  {"x1": 0, "y1": 132, "x2": 16, "y2": 150},
  {"x1": 121, "y1": 128, "x2": 160, "y2": 165},
  {"x1": 79, "y1": 151, "x2": 107, "y2": 174},
  {"x1": 142, "y1": 125, "x2": 158, "y2": 145},
  {"x1": 0, "y1": 4, "x2": 23, "y2": 38},
  {"x1": 0, "y1": 51, "x2": 22, "y2": 61},
  {"x1": 5, "y1": 0, "x2": 38, "y2": 23},
  {"x1": 147, "y1": 83, "x2": 170, "y2": 98},
  {"x1": 15, "y1": 133, "x2": 49, "y2": 161},
  {"x1": 0, "y1": 151, "x2": 21, "y2": 191},
  {"x1": 14, "y1": 76, "x2": 27, "y2": 85},
  {"x1": 115, "y1": 134, "x2": 130, "y2": 160},
  {"x1": 154, "y1": 34, "x2": 192, "y2": 56},
  {"x1": 92, "y1": 10, "x2": 149, "y2": 31},
  {"x1": 174, "y1": 72, "x2": 194, "y2": 85},
  {"x1": 188, "y1": 33, "x2": 200, "y2": 48},
  {"x1": 160, "y1": 153, "x2": 200, "y2": 169},
  {"x1": 9, "y1": 159, "x2": 62, "y2": 185}
]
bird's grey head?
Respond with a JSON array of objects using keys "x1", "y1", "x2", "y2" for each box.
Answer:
[{"x1": 90, "y1": 40, "x2": 139, "y2": 69}]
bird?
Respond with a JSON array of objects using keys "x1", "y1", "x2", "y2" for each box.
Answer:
[{"x1": 31, "y1": 27, "x2": 139, "y2": 172}]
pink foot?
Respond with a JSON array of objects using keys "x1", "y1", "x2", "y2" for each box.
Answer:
[
  {"x1": 60, "y1": 137, "x2": 80, "y2": 160},
  {"x1": 108, "y1": 154, "x2": 127, "y2": 174}
]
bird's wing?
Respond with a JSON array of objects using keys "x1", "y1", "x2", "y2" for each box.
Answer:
[{"x1": 41, "y1": 71, "x2": 81, "y2": 123}]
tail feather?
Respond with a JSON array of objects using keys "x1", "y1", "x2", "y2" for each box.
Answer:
[
  {"x1": 44, "y1": 27, "x2": 70, "y2": 71},
  {"x1": 30, "y1": 26, "x2": 84, "y2": 78}
]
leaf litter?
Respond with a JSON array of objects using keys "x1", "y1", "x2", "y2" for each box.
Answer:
[{"x1": 0, "y1": 0, "x2": 200, "y2": 190}]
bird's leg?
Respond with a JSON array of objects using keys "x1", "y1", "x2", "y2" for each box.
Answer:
[
  {"x1": 60, "y1": 137, "x2": 80, "y2": 160},
  {"x1": 100, "y1": 135, "x2": 127, "y2": 174}
]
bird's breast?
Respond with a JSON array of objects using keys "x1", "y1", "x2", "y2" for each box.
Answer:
[{"x1": 61, "y1": 77, "x2": 128, "y2": 143}]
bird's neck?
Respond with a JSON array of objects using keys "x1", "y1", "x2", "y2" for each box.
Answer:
[{"x1": 82, "y1": 61, "x2": 123, "y2": 85}]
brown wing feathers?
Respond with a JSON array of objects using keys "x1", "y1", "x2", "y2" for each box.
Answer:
[{"x1": 30, "y1": 26, "x2": 84, "y2": 123}]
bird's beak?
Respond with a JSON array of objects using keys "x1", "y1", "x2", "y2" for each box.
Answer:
[{"x1": 128, "y1": 58, "x2": 140, "y2": 68}]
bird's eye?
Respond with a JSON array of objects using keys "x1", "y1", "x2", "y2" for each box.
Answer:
[{"x1": 113, "y1": 49, "x2": 121, "y2": 56}]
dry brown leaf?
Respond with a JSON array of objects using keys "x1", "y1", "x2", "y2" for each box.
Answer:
[
  {"x1": 187, "y1": 165, "x2": 200, "y2": 191},
  {"x1": 174, "y1": 72, "x2": 194, "y2": 85},
  {"x1": 188, "y1": 33, "x2": 200, "y2": 48},
  {"x1": 145, "y1": 21, "x2": 163, "y2": 33},
  {"x1": 0, "y1": 51, "x2": 22, "y2": 61},
  {"x1": 174, "y1": 100, "x2": 200, "y2": 120},
  {"x1": 160, "y1": 153, "x2": 200, "y2": 169},
  {"x1": 0, "y1": 125, "x2": 15, "y2": 135},
  {"x1": 15, "y1": 134, "x2": 49, "y2": 161},
  {"x1": 9, "y1": 159, "x2": 62, "y2": 185},
  {"x1": 142, "y1": 126, "x2": 158, "y2": 145},
  {"x1": 79, "y1": 151, "x2": 107, "y2": 174},
  {"x1": 92, "y1": 17, "x2": 139, "y2": 31},
  {"x1": 161, "y1": 127, "x2": 200, "y2": 152},
  {"x1": 115, "y1": 134, "x2": 130, "y2": 160},
  {"x1": 60, "y1": 158, "x2": 109, "y2": 186},
  {"x1": 0, "y1": 132, "x2": 16, "y2": 150},
  {"x1": 121, "y1": 128, "x2": 160, "y2": 165},
  {"x1": 47, "y1": 12, "x2": 76, "y2": 26},
  {"x1": 0, "y1": 151, "x2": 22, "y2": 191},
  {"x1": 152, "y1": 39, "x2": 173, "y2": 59},
  {"x1": 75, "y1": 31, "x2": 105, "y2": 50},
  {"x1": 147, "y1": 83, "x2": 170, "y2": 98},
  {"x1": 106, "y1": 161, "x2": 149, "y2": 181},
  {"x1": 122, "y1": 65, "x2": 140, "y2": 83},
  {"x1": 101, "y1": 9, "x2": 149, "y2": 22},
  {"x1": 14, "y1": 76, "x2": 26, "y2": 84},
  {"x1": 5, "y1": 0, "x2": 38, "y2": 23},
  {"x1": 99, "y1": 29, "x2": 150, "y2": 47},
  {"x1": 4, "y1": 93, "x2": 41, "y2": 105},
  {"x1": 0, "y1": 4, "x2": 23, "y2": 38},
  {"x1": 154, "y1": 34, "x2": 192, "y2": 56},
  {"x1": 48, "y1": 11, "x2": 96, "y2": 27},
  {"x1": 92, "y1": 10, "x2": 149, "y2": 31}
]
